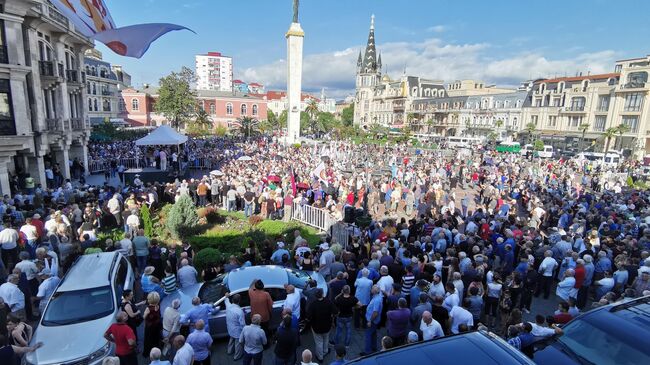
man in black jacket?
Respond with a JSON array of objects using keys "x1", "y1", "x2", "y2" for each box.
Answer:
[
  {"x1": 307, "y1": 288, "x2": 337, "y2": 362},
  {"x1": 273, "y1": 315, "x2": 299, "y2": 365}
]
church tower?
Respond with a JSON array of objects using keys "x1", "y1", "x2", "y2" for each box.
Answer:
[{"x1": 354, "y1": 15, "x2": 382, "y2": 127}]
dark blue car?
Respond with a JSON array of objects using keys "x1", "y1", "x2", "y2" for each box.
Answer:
[
  {"x1": 532, "y1": 295, "x2": 650, "y2": 365},
  {"x1": 346, "y1": 331, "x2": 534, "y2": 365}
]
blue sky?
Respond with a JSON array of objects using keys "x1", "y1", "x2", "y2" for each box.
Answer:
[{"x1": 98, "y1": 0, "x2": 650, "y2": 99}]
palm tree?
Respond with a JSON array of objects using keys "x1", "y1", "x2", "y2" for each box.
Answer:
[
  {"x1": 237, "y1": 116, "x2": 259, "y2": 139},
  {"x1": 426, "y1": 118, "x2": 434, "y2": 134},
  {"x1": 524, "y1": 122, "x2": 537, "y2": 143},
  {"x1": 578, "y1": 123, "x2": 591, "y2": 152},
  {"x1": 406, "y1": 112, "x2": 417, "y2": 131},
  {"x1": 601, "y1": 126, "x2": 618, "y2": 162},
  {"x1": 494, "y1": 119, "x2": 504, "y2": 141},
  {"x1": 305, "y1": 99, "x2": 320, "y2": 134},
  {"x1": 615, "y1": 123, "x2": 631, "y2": 150},
  {"x1": 193, "y1": 107, "x2": 212, "y2": 128}
]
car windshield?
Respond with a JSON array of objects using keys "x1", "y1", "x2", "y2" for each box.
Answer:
[
  {"x1": 199, "y1": 273, "x2": 228, "y2": 306},
  {"x1": 557, "y1": 318, "x2": 649, "y2": 365},
  {"x1": 287, "y1": 269, "x2": 311, "y2": 289},
  {"x1": 42, "y1": 286, "x2": 114, "y2": 326}
]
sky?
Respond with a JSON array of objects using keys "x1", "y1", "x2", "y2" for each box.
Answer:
[{"x1": 98, "y1": 0, "x2": 650, "y2": 100}]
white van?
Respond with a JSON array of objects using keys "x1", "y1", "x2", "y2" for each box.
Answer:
[
  {"x1": 537, "y1": 145, "x2": 554, "y2": 158},
  {"x1": 576, "y1": 151, "x2": 622, "y2": 167}
]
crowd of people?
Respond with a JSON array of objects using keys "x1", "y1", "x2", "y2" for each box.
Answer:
[{"x1": 1, "y1": 133, "x2": 650, "y2": 365}]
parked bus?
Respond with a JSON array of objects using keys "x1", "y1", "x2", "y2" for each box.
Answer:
[{"x1": 495, "y1": 142, "x2": 521, "y2": 153}]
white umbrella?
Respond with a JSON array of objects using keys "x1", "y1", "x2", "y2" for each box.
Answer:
[
  {"x1": 209, "y1": 170, "x2": 224, "y2": 176},
  {"x1": 238, "y1": 156, "x2": 253, "y2": 161}
]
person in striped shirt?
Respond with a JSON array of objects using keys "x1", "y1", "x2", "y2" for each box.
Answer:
[{"x1": 162, "y1": 265, "x2": 177, "y2": 295}]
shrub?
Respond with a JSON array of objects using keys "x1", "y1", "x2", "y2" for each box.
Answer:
[
  {"x1": 194, "y1": 248, "x2": 227, "y2": 273},
  {"x1": 140, "y1": 204, "x2": 153, "y2": 238},
  {"x1": 167, "y1": 195, "x2": 199, "y2": 239},
  {"x1": 249, "y1": 215, "x2": 264, "y2": 226},
  {"x1": 292, "y1": 143, "x2": 301, "y2": 148}
]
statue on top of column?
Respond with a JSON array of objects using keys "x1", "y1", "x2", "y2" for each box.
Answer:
[{"x1": 292, "y1": 0, "x2": 299, "y2": 23}]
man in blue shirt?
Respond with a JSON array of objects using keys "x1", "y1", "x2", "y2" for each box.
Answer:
[
  {"x1": 362, "y1": 285, "x2": 383, "y2": 355},
  {"x1": 270, "y1": 242, "x2": 289, "y2": 264},
  {"x1": 186, "y1": 320, "x2": 213, "y2": 365},
  {"x1": 183, "y1": 297, "x2": 218, "y2": 334},
  {"x1": 354, "y1": 269, "x2": 373, "y2": 328}
]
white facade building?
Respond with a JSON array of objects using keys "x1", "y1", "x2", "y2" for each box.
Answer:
[
  {"x1": 195, "y1": 51, "x2": 233, "y2": 92},
  {"x1": 0, "y1": 0, "x2": 93, "y2": 194}
]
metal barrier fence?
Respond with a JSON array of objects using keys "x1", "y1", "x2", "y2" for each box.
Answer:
[
  {"x1": 291, "y1": 202, "x2": 337, "y2": 232},
  {"x1": 88, "y1": 158, "x2": 142, "y2": 174},
  {"x1": 329, "y1": 221, "x2": 351, "y2": 249}
]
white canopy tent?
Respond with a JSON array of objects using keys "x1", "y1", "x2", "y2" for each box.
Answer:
[{"x1": 135, "y1": 125, "x2": 188, "y2": 146}]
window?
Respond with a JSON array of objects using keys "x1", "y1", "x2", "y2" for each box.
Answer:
[
  {"x1": 627, "y1": 71, "x2": 648, "y2": 87},
  {"x1": 624, "y1": 92, "x2": 643, "y2": 111},
  {"x1": 252, "y1": 104, "x2": 258, "y2": 116},
  {"x1": 622, "y1": 116, "x2": 639, "y2": 133},
  {"x1": 209, "y1": 103, "x2": 215, "y2": 114},
  {"x1": 131, "y1": 98, "x2": 139, "y2": 111},
  {"x1": 594, "y1": 115, "x2": 606, "y2": 132},
  {"x1": 547, "y1": 116, "x2": 557, "y2": 127},
  {"x1": 531, "y1": 115, "x2": 539, "y2": 126},
  {"x1": 88, "y1": 98, "x2": 92, "y2": 111},
  {"x1": 570, "y1": 97, "x2": 585, "y2": 111},
  {"x1": 93, "y1": 99, "x2": 98, "y2": 111},
  {"x1": 0, "y1": 20, "x2": 7, "y2": 63},
  {"x1": 569, "y1": 116, "x2": 583, "y2": 128},
  {"x1": 226, "y1": 103, "x2": 233, "y2": 115},
  {"x1": 42, "y1": 287, "x2": 114, "y2": 326},
  {"x1": 118, "y1": 98, "x2": 125, "y2": 112},
  {"x1": 597, "y1": 95, "x2": 610, "y2": 112},
  {"x1": 0, "y1": 79, "x2": 15, "y2": 135}
]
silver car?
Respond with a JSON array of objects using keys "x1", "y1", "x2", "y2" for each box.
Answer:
[
  {"x1": 25, "y1": 252, "x2": 135, "y2": 365},
  {"x1": 161, "y1": 265, "x2": 328, "y2": 338}
]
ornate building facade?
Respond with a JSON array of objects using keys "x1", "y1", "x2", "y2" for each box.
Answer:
[{"x1": 0, "y1": 0, "x2": 93, "y2": 194}]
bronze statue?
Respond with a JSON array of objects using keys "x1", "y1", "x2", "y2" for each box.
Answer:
[{"x1": 293, "y1": 0, "x2": 299, "y2": 23}]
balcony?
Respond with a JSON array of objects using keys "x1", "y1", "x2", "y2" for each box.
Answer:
[
  {"x1": 39, "y1": 61, "x2": 55, "y2": 77},
  {"x1": 65, "y1": 69, "x2": 81, "y2": 83},
  {"x1": 46, "y1": 118, "x2": 63, "y2": 132},
  {"x1": 564, "y1": 106, "x2": 585, "y2": 112},
  {"x1": 0, "y1": 45, "x2": 7, "y2": 64},
  {"x1": 101, "y1": 90, "x2": 114, "y2": 96},
  {"x1": 620, "y1": 82, "x2": 647, "y2": 90},
  {"x1": 70, "y1": 118, "x2": 85, "y2": 130}
]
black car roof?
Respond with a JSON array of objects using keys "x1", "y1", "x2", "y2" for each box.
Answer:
[{"x1": 346, "y1": 331, "x2": 533, "y2": 365}]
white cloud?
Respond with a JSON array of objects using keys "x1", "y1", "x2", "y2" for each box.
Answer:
[
  {"x1": 427, "y1": 25, "x2": 446, "y2": 33},
  {"x1": 240, "y1": 38, "x2": 618, "y2": 99}
]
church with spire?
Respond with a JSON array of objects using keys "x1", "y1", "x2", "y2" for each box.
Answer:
[{"x1": 353, "y1": 15, "x2": 446, "y2": 129}]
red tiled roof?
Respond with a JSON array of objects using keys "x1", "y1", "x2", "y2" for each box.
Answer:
[
  {"x1": 233, "y1": 80, "x2": 244, "y2": 84},
  {"x1": 249, "y1": 82, "x2": 262, "y2": 87},
  {"x1": 537, "y1": 73, "x2": 620, "y2": 84},
  {"x1": 265, "y1": 91, "x2": 319, "y2": 102}
]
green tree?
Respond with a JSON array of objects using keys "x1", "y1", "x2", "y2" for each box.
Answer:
[
  {"x1": 237, "y1": 116, "x2": 259, "y2": 139},
  {"x1": 186, "y1": 106, "x2": 213, "y2": 136},
  {"x1": 524, "y1": 122, "x2": 537, "y2": 143},
  {"x1": 214, "y1": 125, "x2": 227, "y2": 137},
  {"x1": 299, "y1": 111, "x2": 310, "y2": 132},
  {"x1": 155, "y1": 67, "x2": 197, "y2": 130},
  {"x1": 341, "y1": 104, "x2": 354, "y2": 126},
  {"x1": 426, "y1": 118, "x2": 434, "y2": 134},
  {"x1": 578, "y1": 123, "x2": 591, "y2": 152},
  {"x1": 140, "y1": 204, "x2": 153, "y2": 238},
  {"x1": 166, "y1": 195, "x2": 198, "y2": 239},
  {"x1": 278, "y1": 110, "x2": 288, "y2": 130},
  {"x1": 305, "y1": 99, "x2": 320, "y2": 134},
  {"x1": 266, "y1": 110, "x2": 281, "y2": 133},
  {"x1": 533, "y1": 139, "x2": 545, "y2": 151},
  {"x1": 601, "y1": 126, "x2": 618, "y2": 157},
  {"x1": 91, "y1": 120, "x2": 119, "y2": 141},
  {"x1": 616, "y1": 123, "x2": 631, "y2": 150}
]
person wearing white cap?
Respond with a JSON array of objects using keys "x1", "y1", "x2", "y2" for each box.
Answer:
[
  {"x1": 35, "y1": 268, "x2": 60, "y2": 315},
  {"x1": 319, "y1": 242, "x2": 335, "y2": 280},
  {"x1": 270, "y1": 242, "x2": 289, "y2": 265}
]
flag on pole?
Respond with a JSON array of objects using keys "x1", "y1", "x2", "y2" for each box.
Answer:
[
  {"x1": 290, "y1": 166, "x2": 297, "y2": 196},
  {"x1": 94, "y1": 24, "x2": 195, "y2": 59},
  {"x1": 50, "y1": 0, "x2": 193, "y2": 58}
]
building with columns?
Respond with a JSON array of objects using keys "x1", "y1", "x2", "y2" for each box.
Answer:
[
  {"x1": 520, "y1": 56, "x2": 650, "y2": 157},
  {"x1": 0, "y1": 0, "x2": 93, "y2": 195}
]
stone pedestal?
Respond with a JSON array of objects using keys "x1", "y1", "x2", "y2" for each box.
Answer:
[{"x1": 286, "y1": 22, "x2": 304, "y2": 144}]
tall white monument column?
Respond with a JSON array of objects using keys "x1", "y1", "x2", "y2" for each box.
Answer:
[{"x1": 286, "y1": 22, "x2": 304, "y2": 144}]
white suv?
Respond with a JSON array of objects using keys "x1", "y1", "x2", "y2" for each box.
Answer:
[{"x1": 25, "y1": 252, "x2": 134, "y2": 365}]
